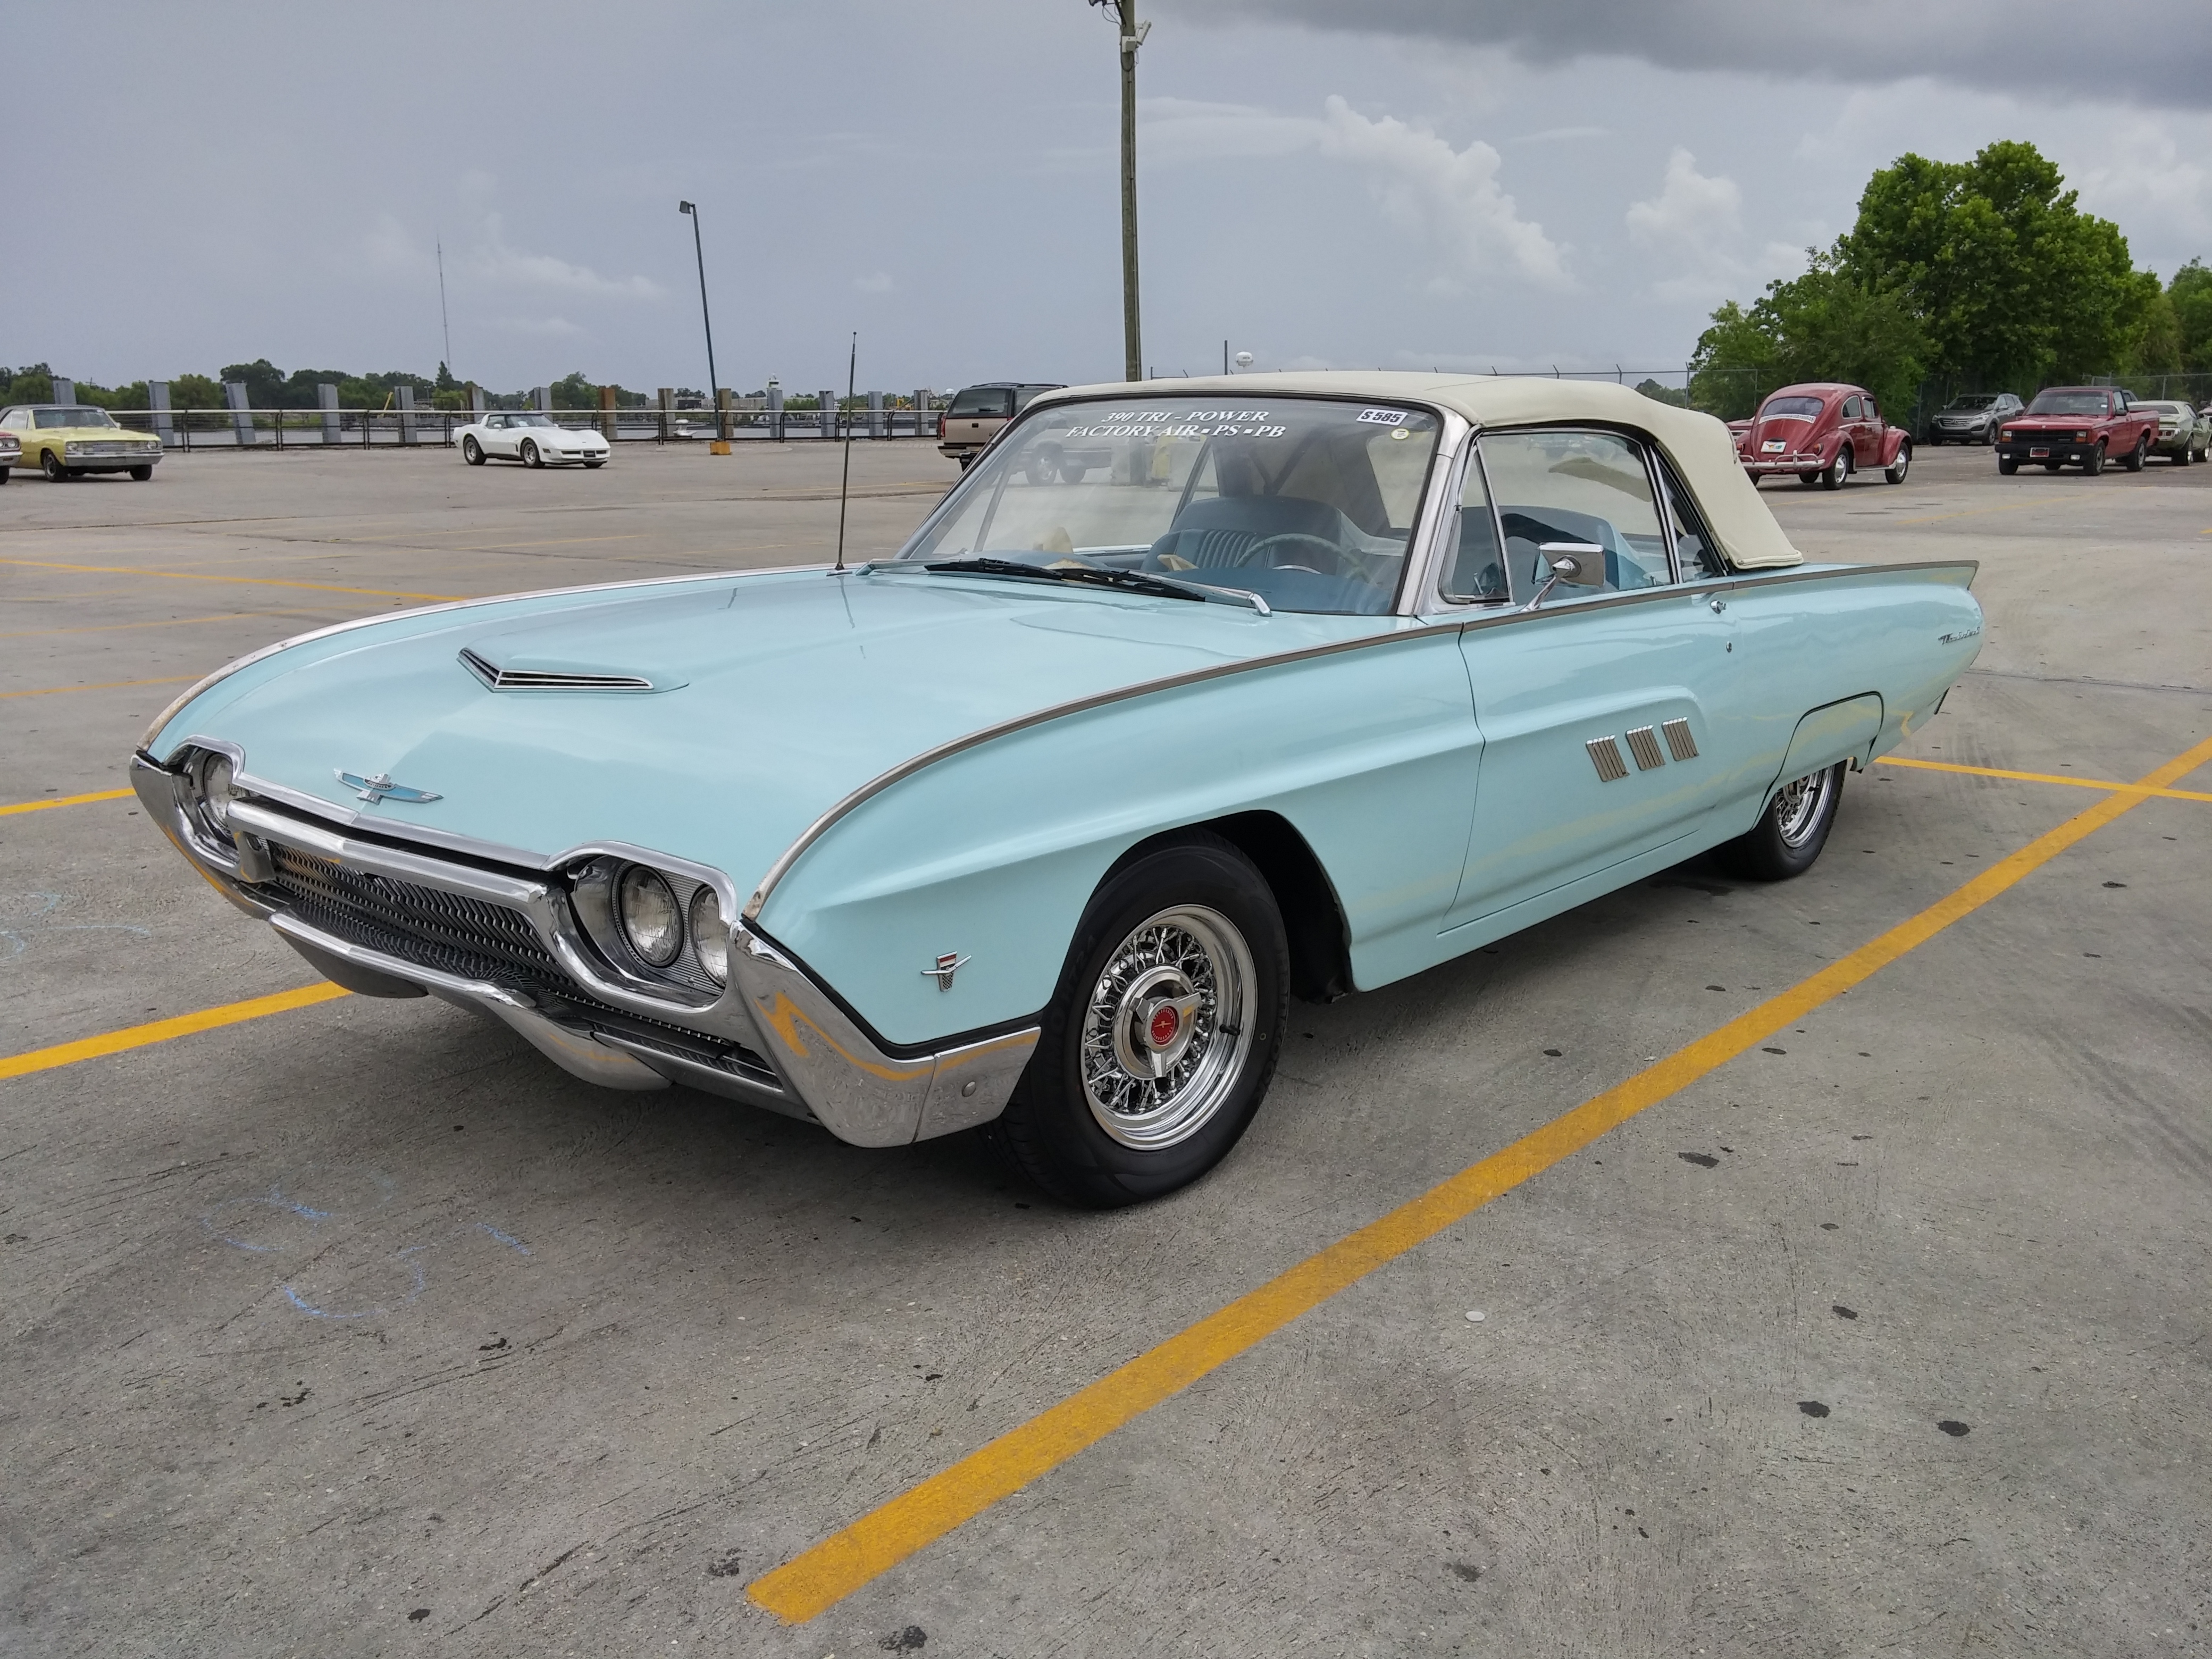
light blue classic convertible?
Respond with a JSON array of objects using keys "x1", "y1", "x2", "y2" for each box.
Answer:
[{"x1": 133, "y1": 376, "x2": 1982, "y2": 1205}]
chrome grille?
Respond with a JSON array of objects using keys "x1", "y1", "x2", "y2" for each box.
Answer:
[{"x1": 261, "y1": 842, "x2": 777, "y2": 1088}]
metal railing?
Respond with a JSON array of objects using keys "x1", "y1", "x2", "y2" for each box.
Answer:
[{"x1": 77, "y1": 405, "x2": 948, "y2": 450}]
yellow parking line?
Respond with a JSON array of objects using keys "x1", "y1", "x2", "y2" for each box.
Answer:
[
  {"x1": 746, "y1": 728, "x2": 2212, "y2": 1626},
  {"x1": 0, "y1": 675, "x2": 197, "y2": 699},
  {"x1": 0, "y1": 788, "x2": 136, "y2": 817},
  {"x1": 0, "y1": 558, "x2": 463, "y2": 602},
  {"x1": 0, "y1": 609, "x2": 330, "y2": 640},
  {"x1": 0, "y1": 983, "x2": 350, "y2": 1082},
  {"x1": 1878, "y1": 753, "x2": 2212, "y2": 803}
]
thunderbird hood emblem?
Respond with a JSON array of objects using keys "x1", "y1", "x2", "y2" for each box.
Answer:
[{"x1": 336, "y1": 768, "x2": 442, "y2": 806}]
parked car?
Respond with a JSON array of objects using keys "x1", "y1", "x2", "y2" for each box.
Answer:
[
  {"x1": 0, "y1": 404, "x2": 162, "y2": 481},
  {"x1": 1926, "y1": 391, "x2": 2023, "y2": 445},
  {"x1": 1995, "y1": 387, "x2": 2163, "y2": 475},
  {"x1": 2139, "y1": 399, "x2": 2209, "y2": 465},
  {"x1": 937, "y1": 382, "x2": 1061, "y2": 468},
  {"x1": 1733, "y1": 382, "x2": 1912, "y2": 489},
  {"x1": 131, "y1": 375, "x2": 1981, "y2": 1207},
  {"x1": 0, "y1": 425, "x2": 18, "y2": 482},
  {"x1": 455, "y1": 412, "x2": 610, "y2": 470}
]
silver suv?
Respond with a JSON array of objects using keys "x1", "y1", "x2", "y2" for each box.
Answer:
[
  {"x1": 937, "y1": 382, "x2": 1061, "y2": 469},
  {"x1": 1929, "y1": 392, "x2": 2023, "y2": 445}
]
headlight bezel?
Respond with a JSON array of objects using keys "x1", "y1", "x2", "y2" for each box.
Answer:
[
  {"x1": 616, "y1": 865, "x2": 684, "y2": 967},
  {"x1": 567, "y1": 851, "x2": 736, "y2": 1003}
]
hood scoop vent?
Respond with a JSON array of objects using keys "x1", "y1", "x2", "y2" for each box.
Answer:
[{"x1": 459, "y1": 648, "x2": 672, "y2": 693}]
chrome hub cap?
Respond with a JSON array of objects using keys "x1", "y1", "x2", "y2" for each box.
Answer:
[
  {"x1": 1080, "y1": 905, "x2": 1256, "y2": 1150},
  {"x1": 1772, "y1": 768, "x2": 1836, "y2": 849}
]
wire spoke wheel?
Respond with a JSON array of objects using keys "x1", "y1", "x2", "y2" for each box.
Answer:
[
  {"x1": 1771, "y1": 768, "x2": 1837, "y2": 850},
  {"x1": 1078, "y1": 905, "x2": 1256, "y2": 1150}
]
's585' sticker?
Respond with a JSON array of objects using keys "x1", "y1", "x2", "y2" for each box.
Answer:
[{"x1": 1357, "y1": 408, "x2": 1407, "y2": 425}]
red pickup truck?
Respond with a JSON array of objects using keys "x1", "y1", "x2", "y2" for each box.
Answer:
[
  {"x1": 1995, "y1": 387, "x2": 2161, "y2": 475},
  {"x1": 1733, "y1": 381, "x2": 1912, "y2": 490}
]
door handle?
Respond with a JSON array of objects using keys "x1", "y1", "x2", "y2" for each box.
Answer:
[{"x1": 1708, "y1": 597, "x2": 1728, "y2": 613}]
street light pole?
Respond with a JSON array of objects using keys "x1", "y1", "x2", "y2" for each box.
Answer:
[
  {"x1": 678, "y1": 200, "x2": 723, "y2": 439},
  {"x1": 1093, "y1": 0, "x2": 1149, "y2": 383}
]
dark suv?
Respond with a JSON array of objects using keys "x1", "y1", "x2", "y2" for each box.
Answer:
[{"x1": 937, "y1": 382, "x2": 1061, "y2": 468}]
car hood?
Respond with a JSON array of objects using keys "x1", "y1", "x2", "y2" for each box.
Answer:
[
  {"x1": 27, "y1": 426, "x2": 155, "y2": 442},
  {"x1": 150, "y1": 568, "x2": 1395, "y2": 896},
  {"x1": 2005, "y1": 412, "x2": 2105, "y2": 428}
]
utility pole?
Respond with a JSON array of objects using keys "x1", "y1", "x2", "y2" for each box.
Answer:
[
  {"x1": 678, "y1": 201, "x2": 723, "y2": 438},
  {"x1": 436, "y1": 236, "x2": 453, "y2": 379},
  {"x1": 1093, "y1": 1, "x2": 1149, "y2": 383}
]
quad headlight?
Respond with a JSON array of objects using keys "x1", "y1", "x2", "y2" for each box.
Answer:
[
  {"x1": 189, "y1": 749, "x2": 238, "y2": 838},
  {"x1": 688, "y1": 884, "x2": 729, "y2": 987},
  {"x1": 617, "y1": 865, "x2": 683, "y2": 966}
]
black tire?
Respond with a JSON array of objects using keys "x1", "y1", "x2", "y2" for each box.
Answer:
[
  {"x1": 995, "y1": 833, "x2": 1289, "y2": 1208},
  {"x1": 2042, "y1": 462, "x2": 2062, "y2": 472},
  {"x1": 462, "y1": 435, "x2": 485, "y2": 466},
  {"x1": 2122, "y1": 435, "x2": 2147, "y2": 473},
  {"x1": 1883, "y1": 442, "x2": 1911, "y2": 484},
  {"x1": 521, "y1": 438, "x2": 542, "y2": 469},
  {"x1": 2082, "y1": 441, "x2": 2106, "y2": 476},
  {"x1": 0, "y1": 467, "x2": 11, "y2": 485},
  {"x1": 128, "y1": 464, "x2": 153, "y2": 481},
  {"x1": 1998, "y1": 456, "x2": 2019, "y2": 475},
  {"x1": 1820, "y1": 446, "x2": 1851, "y2": 490},
  {"x1": 1719, "y1": 763, "x2": 1845, "y2": 881},
  {"x1": 583, "y1": 458, "x2": 605, "y2": 469},
  {"x1": 40, "y1": 449, "x2": 65, "y2": 482},
  {"x1": 1797, "y1": 470, "x2": 1821, "y2": 487}
]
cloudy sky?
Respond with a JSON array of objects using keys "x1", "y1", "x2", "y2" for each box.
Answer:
[{"x1": 13, "y1": 1, "x2": 2208, "y2": 397}]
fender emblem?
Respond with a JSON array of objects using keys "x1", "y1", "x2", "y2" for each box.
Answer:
[
  {"x1": 336, "y1": 768, "x2": 442, "y2": 806},
  {"x1": 921, "y1": 952, "x2": 970, "y2": 992}
]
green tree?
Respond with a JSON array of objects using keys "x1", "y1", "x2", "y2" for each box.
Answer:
[
  {"x1": 1, "y1": 364, "x2": 56, "y2": 404},
  {"x1": 2168, "y1": 258, "x2": 2212, "y2": 371},
  {"x1": 1690, "y1": 253, "x2": 1929, "y2": 420},
  {"x1": 220, "y1": 358, "x2": 287, "y2": 408},
  {"x1": 1633, "y1": 378, "x2": 1689, "y2": 408},
  {"x1": 170, "y1": 374, "x2": 223, "y2": 409}
]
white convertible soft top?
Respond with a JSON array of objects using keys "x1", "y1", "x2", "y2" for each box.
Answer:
[{"x1": 1035, "y1": 371, "x2": 1804, "y2": 571}]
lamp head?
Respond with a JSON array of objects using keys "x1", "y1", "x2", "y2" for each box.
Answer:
[{"x1": 678, "y1": 200, "x2": 696, "y2": 215}]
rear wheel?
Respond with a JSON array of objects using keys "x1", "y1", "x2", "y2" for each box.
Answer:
[
  {"x1": 462, "y1": 435, "x2": 485, "y2": 465},
  {"x1": 1883, "y1": 442, "x2": 1912, "y2": 484},
  {"x1": 995, "y1": 834, "x2": 1288, "y2": 1208},
  {"x1": 40, "y1": 449, "x2": 65, "y2": 482},
  {"x1": 520, "y1": 438, "x2": 542, "y2": 469},
  {"x1": 1720, "y1": 763, "x2": 1845, "y2": 881},
  {"x1": 2122, "y1": 434, "x2": 2148, "y2": 472},
  {"x1": 1820, "y1": 446, "x2": 1851, "y2": 490}
]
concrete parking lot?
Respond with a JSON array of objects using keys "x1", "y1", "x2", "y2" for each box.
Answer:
[{"x1": 3, "y1": 438, "x2": 2208, "y2": 1657}]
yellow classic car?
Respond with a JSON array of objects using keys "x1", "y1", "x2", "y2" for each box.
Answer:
[{"x1": 0, "y1": 404, "x2": 163, "y2": 481}]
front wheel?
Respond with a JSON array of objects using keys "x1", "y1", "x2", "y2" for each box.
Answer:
[
  {"x1": 0, "y1": 467, "x2": 11, "y2": 485},
  {"x1": 1998, "y1": 455, "x2": 2020, "y2": 475},
  {"x1": 40, "y1": 449, "x2": 65, "y2": 482},
  {"x1": 2082, "y1": 441, "x2": 2106, "y2": 476},
  {"x1": 520, "y1": 439, "x2": 542, "y2": 469},
  {"x1": 995, "y1": 834, "x2": 1288, "y2": 1208},
  {"x1": 462, "y1": 435, "x2": 485, "y2": 466},
  {"x1": 128, "y1": 465, "x2": 153, "y2": 481},
  {"x1": 1821, "y1": 446, "x2": 1851, "y2": 490},
  {"x1": 1720, "y1": 763, "x2": 1845, "y2": 881},
  {"x1": 1883, "y1": 442, "x2": 1912, "y2": 484}
]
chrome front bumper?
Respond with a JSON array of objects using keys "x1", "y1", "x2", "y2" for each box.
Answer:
[{"x1": 130, "y1": 755, "x2": 1035, "y2": 1147}]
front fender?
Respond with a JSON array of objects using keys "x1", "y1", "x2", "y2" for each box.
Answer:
[{"x1": 754, "y1": 627, "x2": 1481, "y2": 1049}]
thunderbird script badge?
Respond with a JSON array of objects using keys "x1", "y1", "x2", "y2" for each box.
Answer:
[{"x1": 335, "y1": 768, "x2": 442, "y2": 806}]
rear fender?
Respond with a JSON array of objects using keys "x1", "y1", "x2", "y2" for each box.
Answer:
[{"x1": 1770, "y1": 694, "x2": 1884, "y2": 796}]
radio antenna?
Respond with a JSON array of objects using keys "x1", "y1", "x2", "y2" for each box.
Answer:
[{"x1": 833, "y1": 331, "x2": 858, "y2": 572}]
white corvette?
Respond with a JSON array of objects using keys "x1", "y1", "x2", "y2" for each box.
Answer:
[{"x1": 456, "y1": 412, "x2": 611, "y2": 469}]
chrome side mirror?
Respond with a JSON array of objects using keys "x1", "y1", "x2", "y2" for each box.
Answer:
[{"x1": 1523, "y1": 541, "x2": 1607, "y2": 611}]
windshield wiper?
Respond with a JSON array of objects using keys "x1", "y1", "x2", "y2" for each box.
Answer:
[{"x1": 920, "y1": 557, "x2": 1270, "y2": 615}]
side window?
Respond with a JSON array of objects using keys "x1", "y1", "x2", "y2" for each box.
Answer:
[
  {"x1": 1657, "y1": 457, "x2": 1728, "y2": 580},
  {"x1": 1439, "y1": 448, "x2": 1506, "y2": 602},
  {"x1": 1478, "y1": 429, "x2": 1673, "y2": 598},
  {"x1": 1864, "y1": 397, "x2": 1879, "y2": 423},
  {"x1": 1840, "y1": 396, "x2": 1861, "y2": 420}
]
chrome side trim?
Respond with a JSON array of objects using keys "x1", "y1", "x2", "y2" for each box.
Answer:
[{"x1": 138, "y1": 562, "x2": 832, "y2": 755}]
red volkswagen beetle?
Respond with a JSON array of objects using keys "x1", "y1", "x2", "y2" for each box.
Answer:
[{"x1": 1734, "y1": 382, "x2": 1912, "y2": 490}]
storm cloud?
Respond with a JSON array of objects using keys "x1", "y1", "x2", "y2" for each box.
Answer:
[{"x1": 1168, "y1": 1, "x2": 2211, "y2": 111}]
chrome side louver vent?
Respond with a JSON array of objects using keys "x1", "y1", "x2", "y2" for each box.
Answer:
[
  {"x1": 1661, "y1": 718, "x2": 1698, "y2": 761},
  {"x1": 1586, "y1": 736, "x2": 1629, "y2": 783},
  {"x1": 1625, "y1": 726, "x2": 1666, "y2": 772},
  {"x1": 459, "y1": 649, "x2": 657, "y2": 692}
]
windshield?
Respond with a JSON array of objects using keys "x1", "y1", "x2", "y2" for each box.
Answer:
[
  {"x1": 35, "y1": 407, "x2": 117, "y2": 429},
  {"x1": 1943, "y1": 395, "x2": 1998, "y2": 410},
  {"x1": 508, "y1": 413, "x2": 556, "y2": 427},
  {"x1": 896, "y1": 395, "x2": 1442, "y2": 615},
  {"x1": 2027, "y1": 390, "x2": 2110, "y2": 416},
  {"x1": 1758, "y1": 396, "x2": 1824, "y2": 420}
]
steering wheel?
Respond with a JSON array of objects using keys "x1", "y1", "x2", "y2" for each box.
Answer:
[{"x1": 1231, "y1": 532, "x2": 1345, "y2": 575}]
